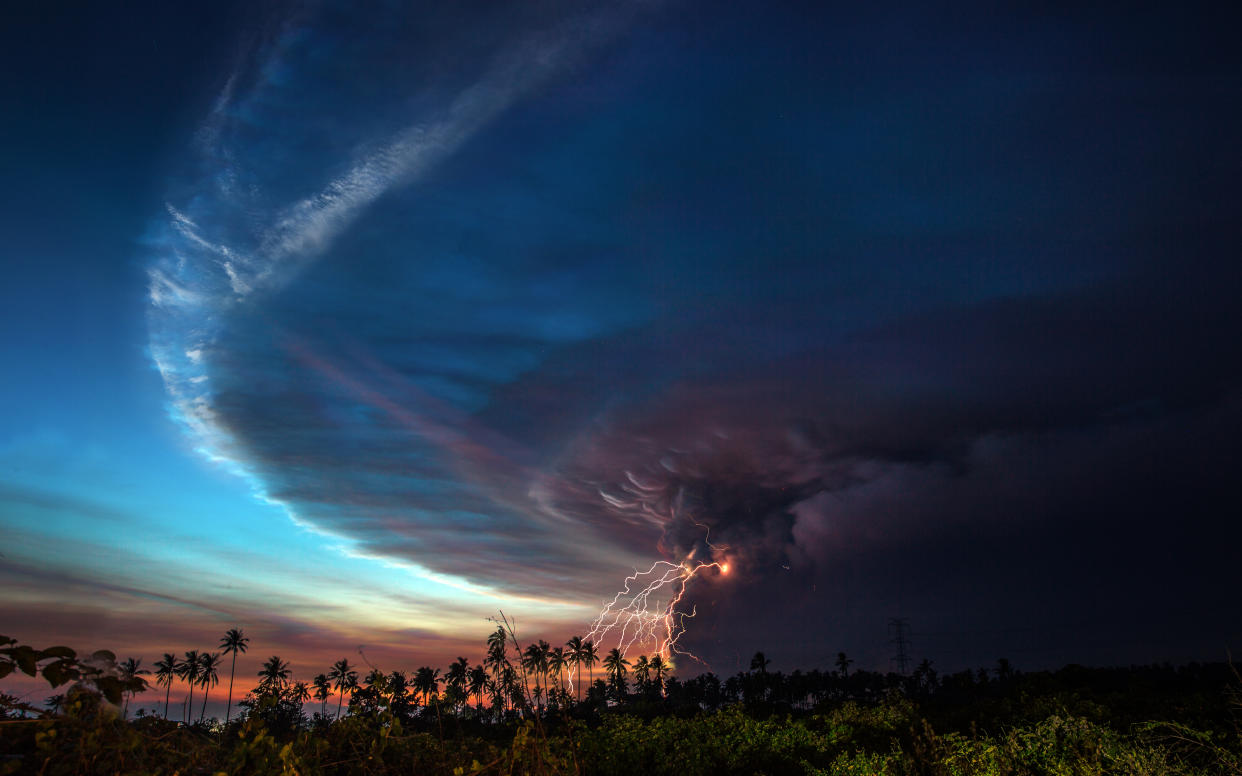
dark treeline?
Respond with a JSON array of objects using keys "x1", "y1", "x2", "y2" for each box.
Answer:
[{"x1": 2, "y1": 627, "x2": 1240, "y2": 775}]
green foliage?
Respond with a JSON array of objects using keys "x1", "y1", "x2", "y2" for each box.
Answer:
[
  {"x1": 0, "y1": 636, "x2": 144, "y2": 706},
  {"x1": 3, "y1": 632, "x2": 1239, "y2": 775}
]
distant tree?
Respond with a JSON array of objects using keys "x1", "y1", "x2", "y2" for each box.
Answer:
[
  {"x1": 547, "y1": 647, "x2": 568, "y2": 706},
  {"x1": 520, "y1": 643, "x2": 549, "y2": 712},
  {"x1": 581, "y1": 641, "x2": 600, "y2": 700},
  {"x1": 413, "y1": 666, "x2": 441, "y2": 708},
  {"x1": 468, "y1": 664, "x2": 488, "y2": 715},
  {"x1": 565, "y1": 636, "x2": 586, "y2": 702},
  {"x1": 650, "y1": 654, "x2": 670, "y2": 696},
  {"x1": 388, "y1": 670, "x2": 414, "y2": 719},
  {"x1": 633, "y1": 655, "x2": 651, "y2": 694},
  {"x1": 291, "y1": 681, "x2": 311, "y2": 708},
  {"x1": 328, "y1": 659, "x2": 357, "y2": 720},
  {"x1": 197, "y1": 652, "x2": 221, "y2": 722},
  {"x1": 45, "y1": 694, "x2": 65, "y2": 715},
  {"x1": 485, "y1": 628, "x2": 507, "y2": 711},
  {"x1": 177, "y1": 650, "x2": 201, "y2": 724},
  {"x1": 446, "y1": 658, "x2": 469, "y2": 716},
  {"x1": 603, "y1": 648, "x2": 630, "y2": 701},
  {"x1": 154, "y1": 653, "x2": 178, "y2": 720},
  {"x1": 117, "y1": 657, "x2": 149, "y2": 719},
  {"x1": 995, "y1": 658, "x2": 1014, "y2": 682},
  {"x1": 913, "y1": 658, "x2": 938, "y2": 694},
  {"x1": 312, "y1": 673, "x2": 330, "y2": 718},
  {"x1": 751, "y1": 651, "x2": 771, "y2": 674},
  {"x1": 219, "y1": 628, "x2": 249, "y2": 724},
  {"x1": 257, "y1": 655, "x2": 290, "y2": 691},
  {"x1": 835, "y1": 652, "x2": 853, "y2": 677}
]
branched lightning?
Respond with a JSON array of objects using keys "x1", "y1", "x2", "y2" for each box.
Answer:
[{"x1": 585, "y1": 557, "x2": 728, "y2": 664}]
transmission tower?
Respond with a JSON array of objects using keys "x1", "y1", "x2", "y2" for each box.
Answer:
[{"x1": 888, "y1": 618, "x2": 911, "y2": 675}]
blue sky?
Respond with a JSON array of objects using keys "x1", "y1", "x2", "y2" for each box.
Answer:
[{"x1": 3, "y1": 0, "x2": 1241, "y2": 712}]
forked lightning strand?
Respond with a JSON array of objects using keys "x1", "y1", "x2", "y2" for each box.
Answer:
[{"x1": 585, "y1": 558, "x2": 728, "y2": 663}]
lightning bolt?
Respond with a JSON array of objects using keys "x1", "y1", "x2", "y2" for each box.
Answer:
[{"x1": 585, "y1": 557, "x2": 728, "y2": 665}]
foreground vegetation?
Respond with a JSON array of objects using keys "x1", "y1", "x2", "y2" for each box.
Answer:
[{"x1": 3, "y1": 630, "x2": 1239, "y2": 775}]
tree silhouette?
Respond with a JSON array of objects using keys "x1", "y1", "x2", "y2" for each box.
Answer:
[
  {"x1": 650, "y1": 654, "x2": 670, "y2": 696},
  {"x1": 581, "y1": 640, "x2": 600, "y2": 701},
  {"x1": 291, "y1": 680, "x2": 311, "y2": 708},
  {"x1": 177, "y1": 650, "x2": 201, "y2": 724},
  {"x1": 484, "y1": 628, "x2": 507, "y2": 713},
  {"x1": 388, "y1": 670, "x2": 414, "y2": 719},
  {"x1": 566, "y1": 636, "x2": 585, "y2": 702},
  {"x1": 548, "y1": 647, "x2": 568, "y2": 708},
  {"x1": 603, "y1": 648, "x2": 630, "y2": 701},
  {"x1": 219, "y1": 628, "x2": 249, "y2": 724},
  {"x1": 520, "y1": 643, "x2": 548, "y2": 713},
  {"x1": 154, "y1": 653, "x2": 178, "y2": 720},
  {"x1": 751, "y1": 651, "x2": 772, "y2": 674},
  {"x1": 312, "y1": 673, "x2": 330, "y2": 718},
  {"x1": 197, "y1": 652, "x2": 221, "y2": 722},
  {"x1": 413, "y1": 666, "x2": 440, "y2": 708},
  {"x1": 328, "y1": 658, "x2": 357, "y2": 721},
  {"x1": 633, "y1": 655, "x2": 651, "y2": 695},
  {"x1": 117, "y1": 657, "x2": 149, "y2": 719},
  {"x1": 258, "y1": 655, "x2": 290, "y2": 691},
  {"x1": 467, "y1": 663, "x2": 488, "y2": 715},
  {"x1": 446, "y1": 657, "x2": 469, "y2": 716},
  {"x1": 835, "y1": 652, "x2": 853, "y2": 677}
]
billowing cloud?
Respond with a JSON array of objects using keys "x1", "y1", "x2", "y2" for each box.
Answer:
[{"x1": 139, "y1": 0, "x2": 1242, "y2": 667}]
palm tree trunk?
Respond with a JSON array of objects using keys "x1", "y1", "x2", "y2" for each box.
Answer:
[
  {"x1": 336, "y1": 691, "x2": 344, "y2": 720},
  {"x1": 164, "y1": 685, "x2": 171, "y2": 720},
  {"x1": 186, "y1": 683, "x2": 194, "y2": 724},
  {"x1": 225, "y1": 651, "x2": 237, "y2": 723},
  {"x1": 199, "y1": 686, "x2": 209, "y2": 722}
]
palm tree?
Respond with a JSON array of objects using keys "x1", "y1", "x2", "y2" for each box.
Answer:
[
  {"x1": 45, "y1": 694, "x2": 65, "y2": 714},
  {"x1": 565, "y1": 636, "x2": 585, "y2": 702},
  {"x1": 581, "y1": 640, "x2": 600, "y2": 699},
  {"x1": 603, "y1": 648, "x2": 630, "y2": 700},
  {"x1": 177, "y1": 650, "x2": 201, "y2": 724},
  {"x1": 312, "y1": 674, "x2": 330, "y2": 718},
  {"x1": 446, "y1": 657, "x2": 469, "y2": 716},
  {"x1": 548, "y1": 647, "x2": 567, "y2": 706},
  {"x1": 467, "y1": 664, "x2": 488, "y2": 715},
  {"x1": 650, "y1": 654, "x2": 670, "y2": 696},
  {"x1": 484, "y1": 628, "x2": 507, "y2": 710},
  {"x1": 292, "y1": 681, "x2": 311, "y2": 708},
  {"x1": 118, "y1": 657, "x2": 149, "y2": 719},
  {"x1": 328, "y1": 658, "x2": 357, "y2": 720},
  {"x1": 750, "y1": 651, "x2": 771, "y2": 674},
  {"x1": 413, "y1": 666, "x2": 440, "y2": 708},
  {"x1": 520, "y1": 643, "x2": 545, "y2": 711},
  {"x1": 197, "y1": 652, "x2": 221, "y2": 722},
  {"x1": 219, "y1": 628, "x2": 249, "y2": 724},
  {"x1": 633, "y1": 655, "x2": 650, "y2": 694},
  {"x1": 388, "y1": 670, "x2": 413, "y2": 718},
  {"x1": 257, "y1": 655, "x2": 290, "y2": 690},
  {"x1": 835, "y1": 652, "x2": 852, "y2": 677},
  {"x1": 154, "y1": 653, "x2": 178, "y2": 720},
  {"x1": 501, "y1": 664, "x2": 520, "y2": 714}
]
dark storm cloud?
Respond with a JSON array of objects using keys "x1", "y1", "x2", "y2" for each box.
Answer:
[{"x1": 148, "y1": 0, "x2": 1242, "y2": 662}]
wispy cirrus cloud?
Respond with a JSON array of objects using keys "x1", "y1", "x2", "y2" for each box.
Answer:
[{"x1": 144, "y1": 1, "x2": 652, "y2": 600}]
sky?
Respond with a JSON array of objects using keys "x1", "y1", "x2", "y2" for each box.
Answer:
[{"x1": 2, "y1": 0, "x2": 1241, "y2": 713}]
